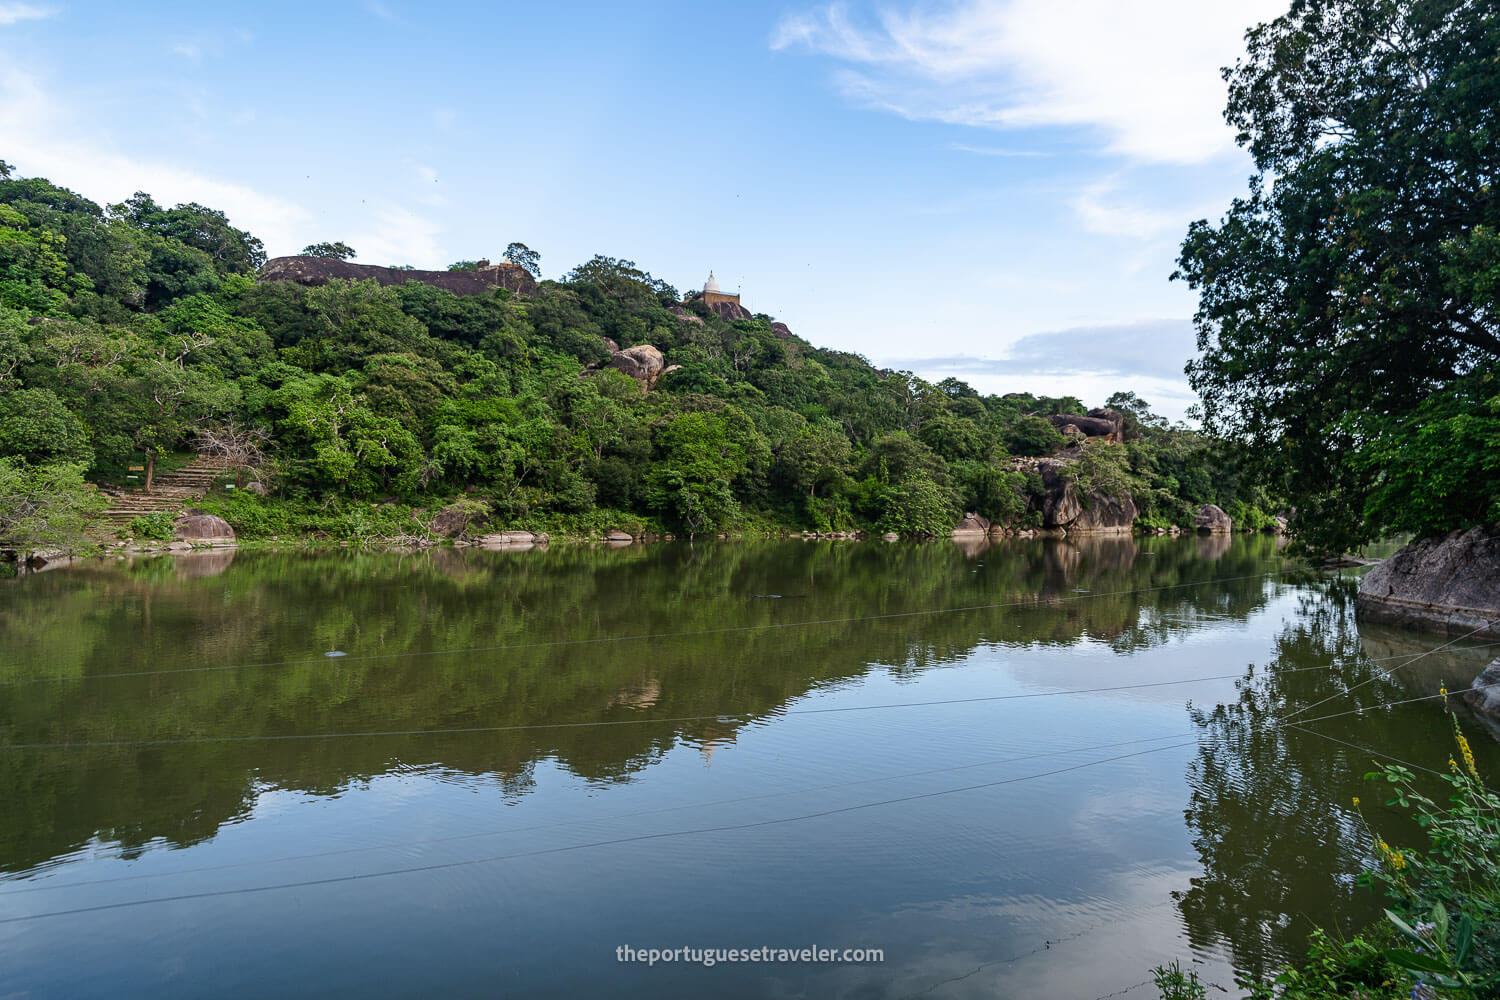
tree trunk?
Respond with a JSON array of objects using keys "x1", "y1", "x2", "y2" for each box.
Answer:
[{"x1": 144, "y1": 453, "x2": 155, "y2": 492}]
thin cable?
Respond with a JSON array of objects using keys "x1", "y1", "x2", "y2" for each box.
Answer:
[
  {"x1": 1, "y1": 731, "x2": 1196, "y2": 896},
  {"x1": 0, "y1": 663, "x2": 1343, "y2": 752},
  {"x1": 1287, "y1": 683, "x2": 1498, "y2": 729},
  {"x1": 0, "y1": 569, "x2": 1286, "y2": 687},
  {"x1": 1280, "y1": 617, "x2": 1500, "y2": 724},
  {"x1": 1288, "y1": 724, "x2": 1464, "y2": 783},
  {"x1": 0, "y1": 740, "x2": 1199, "y2": 926}
]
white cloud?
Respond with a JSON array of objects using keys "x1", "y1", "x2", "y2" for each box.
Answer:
[
  {"x1": 170, "y1": 41, "x2": 202, "y2": 62},
  {"x1": 0, "y1": 3, "x2": 53, "y2": 24},
  {"x1": 774, "y1": 0, "x2": 1287, "y2": 164},
  {"x1": 0, "y1": 68, "x2": 312, "y2": 255},
  {"x1": 347, "y1": 205, "x2": 444, "y2": 270},
  {"x1": 950, "y1": 143, "x2": 1049, "y2": 158},
  {"x1": 1072, "y1": 177, "x2": 1179, "y2": 239}
]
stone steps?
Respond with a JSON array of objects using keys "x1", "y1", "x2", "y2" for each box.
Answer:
[{"x1": 96, "y1": 454, "x2": 236, "y2": 528}]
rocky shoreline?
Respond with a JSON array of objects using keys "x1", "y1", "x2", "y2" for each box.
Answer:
[{"x1": 1356, "y1": 524, "x2": 1500, "y2": 640}]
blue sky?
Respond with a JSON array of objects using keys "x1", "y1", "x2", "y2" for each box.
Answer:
[{"x1": 1, "y1": 0, "x2": 1286, "y2": 419}]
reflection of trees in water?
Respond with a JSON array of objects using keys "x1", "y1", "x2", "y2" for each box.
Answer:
[
  {"x1": 1176, "y1": 580, "x2": 1500, "y2": 980},
  {"x1": 0, "y1": 536, "x2": 1282, "y2": 875}
]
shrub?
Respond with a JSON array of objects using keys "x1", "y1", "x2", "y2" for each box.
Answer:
[{"x1": 125, "y1": 511, "x2": 176, "y2": 540}]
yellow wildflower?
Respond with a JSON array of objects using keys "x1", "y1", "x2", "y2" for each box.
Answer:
[
  {"x1": 1352, "y1": 796, "x2": 1360, "y2": 807},
  {"x1": 1457, "y1": 730, "x2": 1480, "y2": 781}
]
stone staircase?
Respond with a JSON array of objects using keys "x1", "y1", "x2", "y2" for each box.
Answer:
[{"x1": 98, "y1": 455, "x2": 237, "y2": 531}]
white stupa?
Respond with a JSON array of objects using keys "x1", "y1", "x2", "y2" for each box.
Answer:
[{"x1": 704, "y1": 271, "x2": 721, "y2": 294}]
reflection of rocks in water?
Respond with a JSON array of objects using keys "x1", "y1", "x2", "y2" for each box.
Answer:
[
  {"x1": 173, "y1": 549, "x2": 237, "y2": 579},
  {"x1": 1357, "y1": 623, "x2": 1498, "y2": 703},
  {"x1": 951, "y1": 535, "x2": 990, "y2": 559},
  {"x1": 607, "y1": 676, "x2": 662, "y2": 711},
  {"x1": 1194, "y1": 532, "x2": 1232, "y2": 562},
  {"x1": 682, "y1": 720, "x2": 739, "y2": 765},
  {"x1": 1040, "y1": 534, "x2": 1138, "y2": 585}
]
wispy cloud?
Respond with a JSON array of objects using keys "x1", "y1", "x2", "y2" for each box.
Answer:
[
  {"x1": 1071, "y1": 177, "x2": 1179, "y2": 239},
  {"x1": 950, "y1": 143, "x2": 1049, "y2": 158},
  {"x1": 0, "y1": 3, "x2": 54, "y2": 24},
  {"x1": 887, "y1": 318, "x2": 1197, "y2": 381},
  {"x1": 0, "y1": 68, "x2": 312, "y2": 255},
  {"x1": 348, "y1": 205, "x2": 444, "y2": 269},
  {"x1": 366, "y1": 0, "x2": 398, "y2": 22},
  {"x1": 774, "y1": 0, "x2": 1286, "y2": 164},
  {"x1": 170, "y1": 41, "x2": 202, "y2": 63}
]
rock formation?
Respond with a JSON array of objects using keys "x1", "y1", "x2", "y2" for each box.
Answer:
[
  {"x1": 260, "y1": 256, "x2": 538, "y2": 296},
  {"x1": 1194, "y1": 504, "x2": 1233, "y2": 534},
  {"x1": 427, "y1": 504, "x2": 475, "y2": 538},
  {"x1": 174, "y1": 513, "x2": 236, "y2": 544},
  {"x1": 1464, "y1": 658, "x2": 1500, "y2": 717},
  {"x1": 952, "y1": 513, "x2": 991, "y2": 536},
  {"x1": 704, "y1": 299, "x2": 752, "y2": 321},
  {"x1": 609, "y1": 344, "x2": 666, "y2": 388},
  {"x1": 1035, "y1": 459, "x2": 1136, "y2": 532},
  {"x1": 1357, "y1": 524, "x2": 1500, "y2": 638},
  {"x1": 1046, "y1": 408, "x2": 1125, "y2": 443}
]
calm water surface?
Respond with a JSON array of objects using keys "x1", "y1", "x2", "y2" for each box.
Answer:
[{"x1": 2, "y1": 536, "x2": 1497, "y2": 998}]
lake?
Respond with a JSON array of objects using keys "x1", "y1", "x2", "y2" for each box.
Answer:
[{"x1": 1, "y1": 536, "x2": 1496, "y2": 998}]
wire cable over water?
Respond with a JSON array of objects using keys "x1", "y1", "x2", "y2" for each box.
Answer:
[{"x1": 0, "y1": 739, "x2": 1200, "y2": 925}]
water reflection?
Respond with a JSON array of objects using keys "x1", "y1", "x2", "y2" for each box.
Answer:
[
  {"x1": 1177, "y1": 580, "x2": 1500, "y2": 979},
  {"x1": 4, "y1": 535, "x2": 1496, "y2": 997},
  {"x1": 0, "y1": 536, "x2": 1280, "y2": 876}
]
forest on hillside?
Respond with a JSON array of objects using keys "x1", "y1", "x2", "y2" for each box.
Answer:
[{"x1": 0, "y1": 160, "x2": 1274, "y2": 548}]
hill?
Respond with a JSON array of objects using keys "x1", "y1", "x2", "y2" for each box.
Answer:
[{"x1": 0, "y1": 164, "x2": 1278, "y2": 548}]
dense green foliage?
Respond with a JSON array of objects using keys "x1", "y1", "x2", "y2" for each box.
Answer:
[
  {"x1": 0, "y1": 165, "x2": 1259, "y2": 543},
  {"x1": 1158, "y1": 719, "x2": 1500, "y2": 999},
  {"x1": 1178, "y1": 0, "x2": 1500, "y2": 553}
]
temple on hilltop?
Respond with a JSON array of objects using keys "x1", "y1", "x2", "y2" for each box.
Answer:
[
  {"x1": 701, "y1": 271, "x2": 740, "y2": 310},
  {"x1": 692, "y1": 271, "x2": 753, "y2": 320}
]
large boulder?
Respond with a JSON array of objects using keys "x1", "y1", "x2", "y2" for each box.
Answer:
[
  {"x1": 952, "y1": 512, "x2": 990, "y2": 536},
  {"x1": 428, "y1": 504, "x2": 475, "y2": 538},
  {"x1": 1046, "y1": 409, "x2": 1126, "y2": 443},
  {"x1": 1035, "y1": 459, "x2": 1136, "y2": 532},
  {"x1": 1357, "y1": 524, "x2": 1500, "y2": 638},
  {"x1": 1464, "y1": 658, "x2": 1500, "y2": 717},
  {"x1": 174, "y1": 513, "x2": 235, "y2": 544},
  {"x1": 609, "y1": 344, "x2": 667, "y2": 389},
  {"x1": 1194, "y1": 504, "x2": 1232, "y2": 534}
]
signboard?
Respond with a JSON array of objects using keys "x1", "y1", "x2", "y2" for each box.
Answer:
[{"x1": 128, "y1": 465, "x2": 145, "y2": 471}]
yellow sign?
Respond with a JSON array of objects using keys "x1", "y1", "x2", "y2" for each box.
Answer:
[{"x1": 128, "y1": 465, "x2": 145, "y2": 471}]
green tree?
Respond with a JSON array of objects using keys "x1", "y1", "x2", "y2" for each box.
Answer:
[
  {"x1": 0, "y1": 458, "x2": 104, "y2": 556},
  {"x1": 301, "y1": 241, "x2": 356, "y2": 260},
  {"x1": 504, "y1": 242, "x2": 541, "y2": 279},
  {"x1": 1177, "y1": 0, "x2": 1500, "y2": 552}
]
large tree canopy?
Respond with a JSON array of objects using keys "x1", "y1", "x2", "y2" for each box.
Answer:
[{"x1": 1178, "y1": 0, "x2": 1500, "y2": 552}]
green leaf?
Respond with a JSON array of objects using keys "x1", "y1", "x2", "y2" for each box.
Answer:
[
  {"x1": 1384, "y1": 948, "x2": 1452, "y2": 975},
  {"x1": 1385, "y1": 909, "x2": 1422, "y2": 942}
]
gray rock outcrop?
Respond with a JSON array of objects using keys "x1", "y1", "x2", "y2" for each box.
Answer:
[
  {"x1": 174, "y1": 513, "x2": 236, "y2": 544},
  {"x1": 1464, "y1": 658, "x2": 1500, "y2": 717},
  {"x1": 260, "y1": 256, "x2": 537, "y2": 296},
  {"x1": 1194, "y1": 504, "x2": 1232, "y2": 534},
  {"x1": 608, "y1": 344, "x2": 667, "y2": 389},
  {"x1": 1035, "y1": 459, "x2": 1136, "y2": 532},
  {"x1": 1357, "y1": 524, "x2": 1500, "y2": 638},
  {"x1": 952, "y1": 512, "x2": 990, "y2": 536}
]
